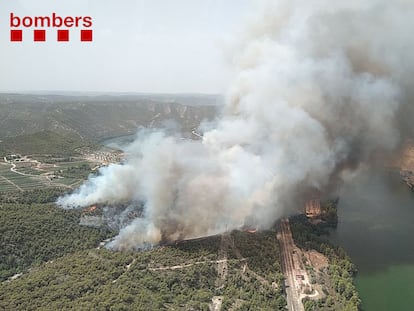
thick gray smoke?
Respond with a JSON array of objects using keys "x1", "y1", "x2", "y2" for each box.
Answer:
[{"x1": 57, "y1": 0, "x2": 414, "y2": 250}]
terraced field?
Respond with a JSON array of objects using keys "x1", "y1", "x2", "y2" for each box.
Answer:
[
  {"x1": 0, "y1": 175, "x2": 19, "y2": 192},
  {"x1": 0, "y1": 160, "x2": 91, "y2": 191},
  {"x1": 0, "y1": 164, "x2": 46, "y2": 191},
  {"x1": 49, "y1": 177, "x2": 80, "y2": 187},
  {"x1": 13, "y1": 166, "x2": 43, "y2": 175}
]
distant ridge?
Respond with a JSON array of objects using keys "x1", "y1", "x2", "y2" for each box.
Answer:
[{"x1": 0, "y1": 93, "x2": 218, "y2": 141}]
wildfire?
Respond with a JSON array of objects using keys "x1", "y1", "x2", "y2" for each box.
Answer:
[{"x1": 85, "y1": 205, "x2": 97, "y2": 212}]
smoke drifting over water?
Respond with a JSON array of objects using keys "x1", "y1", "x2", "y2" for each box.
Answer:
[{"x1": 57, "y1": 0, "x2": 414, "y2": 250}]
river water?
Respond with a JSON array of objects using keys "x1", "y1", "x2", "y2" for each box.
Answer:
[{"x1": 330, "y1": 169, "x2": 414, "y2": 311}]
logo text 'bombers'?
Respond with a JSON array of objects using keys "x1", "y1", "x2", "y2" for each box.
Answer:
[{"x1": 10, "y1": 13, "x2": 93, "y2": 42}]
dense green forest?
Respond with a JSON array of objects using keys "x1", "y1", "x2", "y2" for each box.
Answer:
[
  {"x1": 0, "y1": 188, "x2": 66, "y2": 204},
  {"x1": 1, "y1": 229, "x2": 286, "y2": 310},
  {"x1": 0, "y1": 186, "x2": 286, "y2": 310},
  {"x1": 0, "y1": 198, "x2": 111, "y2": 281},
  {"x1": 320, "y1": 199, "x2": 339, "y2": 225}
]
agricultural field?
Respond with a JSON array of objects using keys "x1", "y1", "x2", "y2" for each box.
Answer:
[
  {"x1": 0, "y1": 156, "x2": 101, "y2": 192},
  {"x1": 0, "y1": 131, "x2": 124, "y2": 193},
  {"x1": 0, "y1": 163, "x2": 45, "y2": 191}
]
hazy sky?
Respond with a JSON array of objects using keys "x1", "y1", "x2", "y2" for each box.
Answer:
[{"x1": 0, "y1": 0, "x2": 252, "y2": 93}]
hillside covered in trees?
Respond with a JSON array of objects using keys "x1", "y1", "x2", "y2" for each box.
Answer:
[
  {"x1": 0, "y1": 189, "x2": 112, "y2": 281},
  {"x1": 0, "y1": 188, "x2": 286, "y2": 310}
]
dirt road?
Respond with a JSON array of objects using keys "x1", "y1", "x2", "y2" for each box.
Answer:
[{"x1": 277, "y1": 218, "x2": 305, "y2": 311}]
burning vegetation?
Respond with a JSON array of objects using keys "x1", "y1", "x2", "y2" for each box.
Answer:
[{"x1": 58, "y1": 1, "x2": 414, "y2": 250}]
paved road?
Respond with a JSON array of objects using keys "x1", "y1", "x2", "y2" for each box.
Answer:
[{"x1": 277, "y1": 218, "x2": 304, "y2": 311}]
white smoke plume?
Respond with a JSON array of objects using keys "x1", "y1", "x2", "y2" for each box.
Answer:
[{"x1": 57, "y1": 0, "x2": 414, "y2": 250}]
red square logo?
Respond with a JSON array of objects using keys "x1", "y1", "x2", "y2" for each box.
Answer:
[
  {"x1": 34, "y1": 29, "x2": 46, "y2": 42},
  {"x1": 80, "y1": 29, "x2": 93, "y2": 42},
  {"x1": 10, "y1": 30, "x2": 22, "y2": 42},
  {"x1": 57, "y1": 29, "x2": 69, "y2": 42}
]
